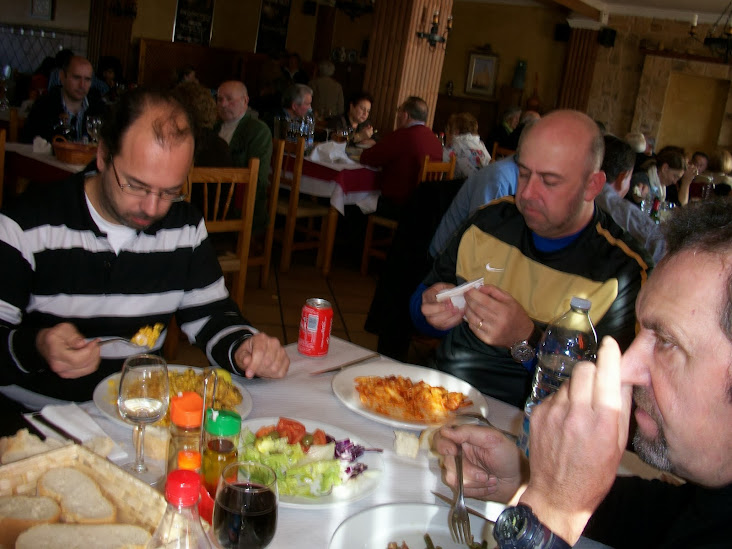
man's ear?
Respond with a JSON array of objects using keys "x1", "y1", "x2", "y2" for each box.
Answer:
[
  {"x1": 585, "y1": 170, "x2": 606, "y2": 201},
  {"x1": 96, "y1": 142, "x2": 108, "y2": 173},
  {"x1": 614, "y1": 170, "x2": 633, "y2": 198}
]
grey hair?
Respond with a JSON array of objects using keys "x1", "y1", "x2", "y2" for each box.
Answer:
[{"x1": 283, "y1": 83, "x2": 313, "y2": 108}]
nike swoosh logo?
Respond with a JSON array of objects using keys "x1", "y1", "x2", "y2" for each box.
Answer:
[{"x1": 485, "y1": 263, "x2": 504, "y2": 272}]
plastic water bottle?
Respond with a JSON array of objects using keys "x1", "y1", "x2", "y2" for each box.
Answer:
[
  {"x1": 304, "y1": 110, "x2": 315, "y2": 153},
  {"x1": 518, "y1": 296, "x2": 597, "y2": 456}
]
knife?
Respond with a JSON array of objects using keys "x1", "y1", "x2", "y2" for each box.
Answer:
[
  {"x1": 29, "y1": 412, "x2": 84, "y2": 445},
  {"x1": 431, "y1": 490, "x2": 494, "y2": 523},
  {"x1": 309, "y1": 352, "x2": 380, "y2": 375}
]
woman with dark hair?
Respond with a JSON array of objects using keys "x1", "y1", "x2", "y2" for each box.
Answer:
[
  {"x1": 637, "y1": 147, "x2": 686, "y2": 209},
  {"x1": 327, "y1": 91, "x2": 376, "y2": 146}
]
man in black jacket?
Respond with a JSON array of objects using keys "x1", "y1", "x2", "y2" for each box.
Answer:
[{"x1": 22, "y1": 56, "x2": 106, "y2": 143}]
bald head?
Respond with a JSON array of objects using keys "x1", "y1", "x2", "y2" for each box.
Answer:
[
  {"x1": 217, "y1": 80, "x2": 249, "y2": 122},
  {"x1": 514, "y1": 110, "x2": 606, "y2": 239}
]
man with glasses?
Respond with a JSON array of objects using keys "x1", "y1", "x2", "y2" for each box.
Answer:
[{"x1": 0, "y1": 88, "x2": 289, "y2": 408}]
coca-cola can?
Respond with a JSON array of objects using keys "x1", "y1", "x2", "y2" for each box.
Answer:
[{"x1": 298, "y1": 298, "x2": 333, "y2": 356}]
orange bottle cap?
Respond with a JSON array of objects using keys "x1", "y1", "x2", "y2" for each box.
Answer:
[{"x1": 170, "y1": 391, "x2": 204, "y2": 428}]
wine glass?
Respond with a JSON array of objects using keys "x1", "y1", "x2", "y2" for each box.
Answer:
[
  {"x1": 86, "y1": 116, "x2": 101, "y2": 143},
  {"x1": 117, "y1": 354, "x2": 169, "y2": 486},
  {"x1": 213, "y1": 461, "x2": 278, "y2": 549}
]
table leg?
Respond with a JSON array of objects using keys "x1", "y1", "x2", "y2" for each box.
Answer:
[{"x1": 320, "y1": 206, "x2": 339, "y2": 276}]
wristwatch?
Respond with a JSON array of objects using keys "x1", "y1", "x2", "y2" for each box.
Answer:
[
  {"x1": 510, "y1": 325, "x2": 542, "y2": 363},
  {"x1": 493, "y1": 504, "x2": 571, "y2": 549}
]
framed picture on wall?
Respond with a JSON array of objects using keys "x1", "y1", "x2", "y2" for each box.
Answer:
[
  {"x1": 465, "y1": 52, "x2": 498, "y2": 98},
  {"x1": 173, "y1": 0, "x2": 215, "y2": 46},
  {"x1": 30, "y1": 0, "x2": 54, "y2": 20}
]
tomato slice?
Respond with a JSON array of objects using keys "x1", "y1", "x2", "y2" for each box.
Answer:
[
  {"x1": 255, "y1": 425, "x2": 276, "y2": 439},
  {"x1": 276, "y1": 417, "x2": 306, "y2": 444},
  {"x1": 312, "y1": 428, "x2": 327, "y2": 446}
]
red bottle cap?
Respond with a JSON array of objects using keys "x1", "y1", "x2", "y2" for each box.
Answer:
[
  {"x1": 198, "y1": 484, "x2": 215, "y2": 525},
  {"x1": 165, "y1": 469, "x2": 201, "y2": 506}
]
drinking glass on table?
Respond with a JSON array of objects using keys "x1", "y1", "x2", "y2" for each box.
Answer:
[
  {"x1": 117, "y1": 353, "x2": 169, "y2": 486},
  {"x1": 213, "y1": 461, "x2": 278, "y2": 549},
  {"x1": 86, "y1": 115, "x2": 102, "y2": 143}
]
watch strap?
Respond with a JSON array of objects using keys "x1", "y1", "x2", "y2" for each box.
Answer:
[{"x1": 494, "y1": 504, "x2": 571, "y2": 549}]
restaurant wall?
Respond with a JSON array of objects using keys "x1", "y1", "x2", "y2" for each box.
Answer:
[
  {"x1": 1, "y1": 0, "x2": 90, "y2": 32},
  {"x1": 586, "y1": 14, "x2": 716, "y2": 137},
  {"x1": 440, "y1": 3, "x2": 567, "y2": 111},
  {"x1": 331, "y1": 11, "x2": 373, "y2": 63}
]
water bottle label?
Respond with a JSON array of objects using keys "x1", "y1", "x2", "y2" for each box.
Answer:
[{"x1": 518, "y1": 414, "x2": 530, "y2": 458}]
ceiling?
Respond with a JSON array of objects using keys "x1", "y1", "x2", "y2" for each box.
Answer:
[{"x1": 548, "y1": 0, "x2": 732, "y2": 22}]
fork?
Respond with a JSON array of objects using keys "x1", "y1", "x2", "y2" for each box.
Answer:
[
  {"x1": 449, "y1": 444, "x2": 472, "y2": 544},
  {"x1": 96, "y1": 337, "x2": 148, "y2": 348},
  {"x1": 455, "y1": 411, "x2": 519, "y2": 444}
]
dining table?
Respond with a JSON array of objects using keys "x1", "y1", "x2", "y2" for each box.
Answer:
[
  {"x1": 295, "y1": 143, "x2": 381, "y2": 276},
  {"x1": 21, "y1": 336, "x2": 664, "y2": 548}
]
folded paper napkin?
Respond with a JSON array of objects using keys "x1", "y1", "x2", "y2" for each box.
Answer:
[
  {"x1": 309, "y1": 141, "x2": 357, "y2": 165},
  {"x1": 32, "y1": 136, "x2": 52, "y2": 154},
  {"x1": 38, "y1": 403, "x2": 127, "y2": 461}
]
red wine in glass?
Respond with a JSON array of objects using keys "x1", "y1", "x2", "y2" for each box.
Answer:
[{"x1": 213, "y1": 482, "x2": 277, "y2": 549}]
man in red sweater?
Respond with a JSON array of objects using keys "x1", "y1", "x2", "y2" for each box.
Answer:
[{"x1": 359, "y1": 96, "x2": 443, "y2": 218}]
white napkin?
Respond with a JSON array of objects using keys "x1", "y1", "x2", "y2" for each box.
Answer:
[
  {"x1": 39, "y1": 403, "x2": 127, "y2": 461},
  {"x1": 32, "y1": 136, "x2": 52, "y2": 154},
  {"x1": 309, "y1": 141, "x2": 357, "y2": 165}
]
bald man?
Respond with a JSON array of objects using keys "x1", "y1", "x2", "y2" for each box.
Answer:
[
  {"x1": 215, "y1": 80, "x2": 272, "y2": 233},
  {"x1": 413, "y1": 110, "x2": 651, "y2": 407},
  {"x1": 23, "y1": 56, "x2": 107, "y2": 143}
]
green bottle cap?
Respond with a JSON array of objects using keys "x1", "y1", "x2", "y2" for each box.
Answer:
[{"x1": 204, "y1": 409, "x2": 241, "y2": 436}]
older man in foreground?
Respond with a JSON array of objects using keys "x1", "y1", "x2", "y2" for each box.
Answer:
[{"x1": 436, "y1": 199, "x2": 732, "y2": 548}]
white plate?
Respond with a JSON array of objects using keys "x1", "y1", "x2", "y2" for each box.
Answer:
[
  {"x1": 241, "y1": 416, "x2": 383, "y2": 509},
  {"x1": 92, "y1": 365, "x2": 253, "y2": 428},
  {"x1": 329, "y1": 503, "x2": 495, "y2": 549},
  {"x1": 332, "y1": 361, "x2": 489, "y2": 430}
]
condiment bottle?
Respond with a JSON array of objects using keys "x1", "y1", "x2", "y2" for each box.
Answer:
[
  {"x1": 167, "y1": 392, "x2": 204, "y2": 475},
  {"x1": 201, "y1": 409, "x2": 241, "y2": 496},
  {"x1": 147, "y1": 469, "x2": 211, "y2": 548}
]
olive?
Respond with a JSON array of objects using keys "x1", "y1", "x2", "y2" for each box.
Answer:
[
  {"x1": 265, "y1": 430, "x2": 280, "y2": 440},
  {"x1": 301, "y1": 433, "x2": 314, "y2": 447}
]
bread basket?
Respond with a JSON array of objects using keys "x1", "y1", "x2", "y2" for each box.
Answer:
[
  {"x1": 0, "y1": 444, "x2": 165, "y2": 531},
  {"x1": 52, "y1": 136, "x2": 98, "y2": 165}
]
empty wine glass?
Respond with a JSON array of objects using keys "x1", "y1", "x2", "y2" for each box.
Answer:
[
  {"x1": 117, "y1": 353, "x2": 169, "y2": 486},
  {"x1": 213, "y1": 461, "x2": 278, "y2": 549},
  {"x1": 86, "y1": 116, "x2": 101, "y2": 143}
]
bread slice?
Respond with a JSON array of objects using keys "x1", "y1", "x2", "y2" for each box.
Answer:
[
  {"x1": 0, "y1": 429, "x2": 65, "y2": 464},
  {"x1": 15, "y1": 523, "x2": 151, "y2": 549},
  {"x1": 37, "y1": 467, "x2": 116, "y2": 523},
  {"x1": 0, "y1": 495, "x2": 60, "y2": 548},
  {"x1": 393, "y1": 430, "x2": 420, "y2": 458}
]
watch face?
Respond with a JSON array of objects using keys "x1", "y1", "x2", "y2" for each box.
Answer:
[
  {"x1": 511, "y1": 342, "x2": 535, "y2": 363},
  {"x1": 495, "y1": 506, "x2": 528, "y2": 545}
]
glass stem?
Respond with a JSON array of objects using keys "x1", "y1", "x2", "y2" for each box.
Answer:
[{"x1": 132, "y1": 424, "x2": 148, "y2": 473}]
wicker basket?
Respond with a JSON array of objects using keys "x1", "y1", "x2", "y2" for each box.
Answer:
[
  {"x1": 0, "y1": 444, "x2": 166, "y2": 532},
  {"x1": 52, "y1": 136, "x2": 98, "y2": 165}
]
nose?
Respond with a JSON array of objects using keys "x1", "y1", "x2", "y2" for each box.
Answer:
[
  {"x1": 140, "y1": 192, "x2": 161, "y2": 217},
  {"x1": 619, "y1": 335, "x2": 652, "y2": 387},
  {"x1": 519, "y1": 173, "x2": 541, "y2": 201}
]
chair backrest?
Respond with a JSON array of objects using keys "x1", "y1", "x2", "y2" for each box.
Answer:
[
  {"x1": 420, "y1": 154, "x2": 456, "y2": 182},
  {"x1": 491, "y1": 141, "x2": 516, "y2": 163},
  {"x1": 8, "y1": 108, "x2": 20, "y2": 143},
  {"x1": 280, "y1": 137, "x2": 306, "y2": 196},
  {"x1": 0, "y1": 129, "x2": 5, "y2": 210}
]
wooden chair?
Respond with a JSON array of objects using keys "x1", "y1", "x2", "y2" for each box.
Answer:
[
  {"x1": 491, "y1": 141, "x2": 516, "y2": 163},
  {"x1": 8, "y1": 108, "x2": 22, "y2": 142},
  {"x1": 360, "y1": 155, "x2": 456, "y2": 276},
  {"x1": 274, "y1": 137, "x2": 331, "y2": 273},
  {"x1": 164, "y1": 160, "x2": 260, "y2": 360},
  {"x1": 0, "y1": 129, "x2": 5, "y2": 210},
  {"x1": 247, "y1": 138, "x2": 284, "y2": 287}
]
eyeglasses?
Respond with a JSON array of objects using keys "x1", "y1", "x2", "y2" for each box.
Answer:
[{"x1": 111, "y1": 161, "x2": 187, "y2": 202}]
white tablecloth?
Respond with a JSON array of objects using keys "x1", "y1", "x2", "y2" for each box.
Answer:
[
  {"x1": 56, "y1": 337, "x2": 658, "y2": 548},
  {"x1": 6, "y1": 141, "x2": 86, "y2": 173}
]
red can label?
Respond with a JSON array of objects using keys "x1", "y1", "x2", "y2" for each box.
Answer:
[{"x1": 298, "y1": 298, "x2": 333, "y2": 356}]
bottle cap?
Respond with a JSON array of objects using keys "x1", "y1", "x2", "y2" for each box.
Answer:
[
  {"x1": 177, "y1": 450, "x2": 201, "y2": 471},
  {"x1": 170, "y1": 392, "x2": 204, "y2": 428},
  {"x1": 165, "y1": 469, "x2": 201, "y2": 506},
  {"x1": 570, "y1": 296, "x2": 591, "y2": 312},
  {"x1": 204, "y1": 409, "x2": 241, "y2": 436}
]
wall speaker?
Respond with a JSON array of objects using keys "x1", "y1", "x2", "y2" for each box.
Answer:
[
  {"x1": 554, "y1": 23, "x2": 570, "y2": 42},
  {"x1": 599, "y1": 27, "x2": 617, "y2": 47}
]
